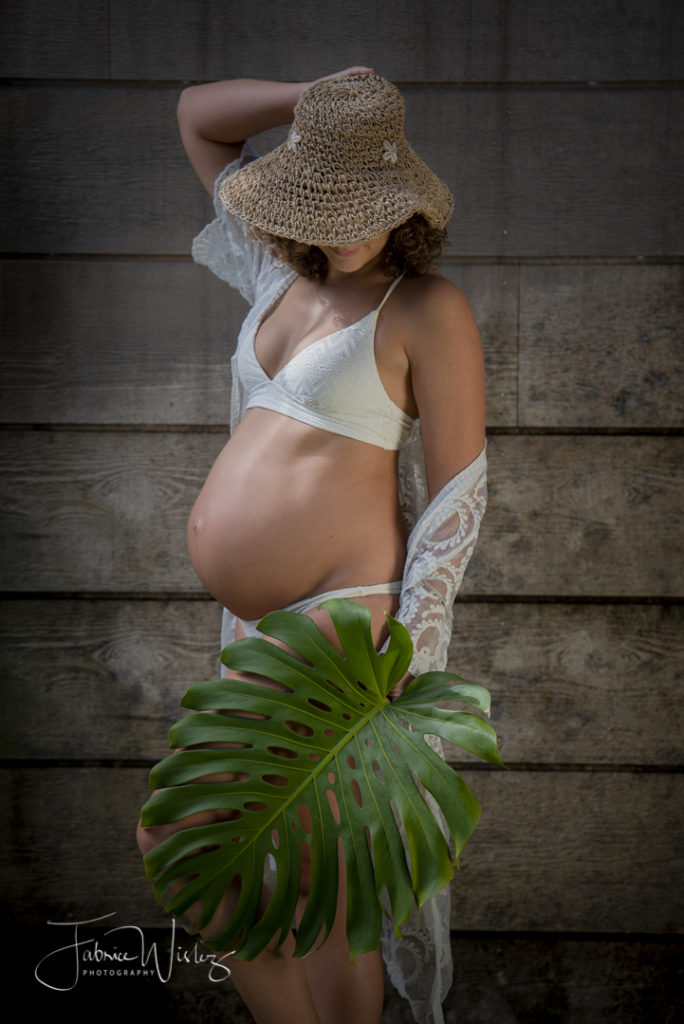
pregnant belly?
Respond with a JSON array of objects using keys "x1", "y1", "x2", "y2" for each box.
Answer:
[{"x1": 187, "y1": 410, "x2": 407, "y2": 619}]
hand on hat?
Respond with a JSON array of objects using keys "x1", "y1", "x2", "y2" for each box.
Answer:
[
  {"x1": 295, "y1": 67, "x2": 375, "y2": 106},
  {"x1": 295, "y1": 67, "x2": 374, "y2": 107},
  {"x1": 312, "y1": 66, "x2": 374, "y2": 85}
]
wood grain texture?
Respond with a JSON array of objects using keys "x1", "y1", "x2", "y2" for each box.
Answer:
[
  {"x1": 3, "y1": 1, "x2": 682, "y2": 83},
  {"x1": 0, "y1": 430, "x2": 224, "y2": 593},
  {"x1": 1, "y1": 600, "x2": 681, "y2": 765},
  {"x1": 446, "y1": 602, "x2": 684, "y2": 766},
  {"x1": 0, "y1": 86, "x2": 202, "y2": 256},
  {"x1": 0, "y1": 0, "x2": 109, "y2": 78},
  {"x1": 0, "y1": 259, "x2": 243, "y2": 426},
  {"x1": 467, "y1": 434, "x2": 683, "y2": 597},
  {"x1": 2, "y1": 767, "x2": 681, "y2": 933},
  {"x1": 519, "y1": 264, "x2": 684, "y2": 427},
  {"x1": 0, "y1": 598, "x2": 222, "y2": 760},
  {"x1": 1, "y1": 433, "x2": 681, "y2": 595},
  {"x1": 0, "y1": 260, "x2": 516, "y2": 427},
  {"x1": 440, "y1": 935, "x2": 683, "y2": 1024},
  {"x1": 3, "y1": 86, "x2": 682, "y2": 257},
  {"x1": 106, "y1": 0, "x2": 684, "y2": 83},
  {"x1": 456, "y1": 769, "x2": 684, "y2": 933},
  {"x1": 5, "y1": 260, "x2": 682, "y2": 429}
]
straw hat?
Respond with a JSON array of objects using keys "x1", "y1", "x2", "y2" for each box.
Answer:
[{"x1": 219, "y1": 73, "x2": 454, "y2": 246}]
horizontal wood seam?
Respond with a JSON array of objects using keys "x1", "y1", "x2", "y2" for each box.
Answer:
[
  {"x1": 9, "y1": 922, "x2": 683, "y2": 942},
  {"x1": 1, "y1": 589, "x2": 679, "y2": 602},
  {"x1": 3, "y1": 252, "x2": 684, "y2": 265},
  {"x1": 3, "y1": 760, "x2": 683, "y2": 773},
  {"x1": 447, "y1": 929, "x2": 684, "y2": 943},
  {"x1": 1, "y1": 592, "x2": 682, "y2": 604},
  {"x1": 3, "y1": 78, "x2": 682, "y2": 90},
  {"x1": 2, "y1": 424, "x2": 682, "y2": 436}
]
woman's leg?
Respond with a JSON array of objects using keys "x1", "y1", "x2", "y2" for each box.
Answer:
[
  {"x1": 225, "y1": 933, "x2": 323, "y2": 1024},
  {"x1": 226, "y1": 854, "x2": 384, "y2": 1024},
  {"x1": 266, "y1": 593, "x2": 394, "y2": 1024},
  {"x1": 298, "y1": 845, "x2": 385, "y2": 1024},
  {"x1": 230, "y1": 594, "x2": 394, "y2": 1024}
]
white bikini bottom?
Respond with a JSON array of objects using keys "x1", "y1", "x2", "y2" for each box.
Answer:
[{"x1": 236, "y1": 579, "x2": 403, "y2": 638}]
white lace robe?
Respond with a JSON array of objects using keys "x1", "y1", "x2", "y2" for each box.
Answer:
[{"x1": 192, "y1": 146, "x2": 487, "y2": 1024}]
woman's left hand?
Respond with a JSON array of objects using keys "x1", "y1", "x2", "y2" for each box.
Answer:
[
  {"x1": 388, "y1": 673, "x2": 413, "y2": 701},
  {"x1": 311, "y1": 66, "x2": 374, "y2": 86}
]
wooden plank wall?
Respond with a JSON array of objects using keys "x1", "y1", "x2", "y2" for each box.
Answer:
[{"x1": 2, "y1": 2, "x2": 682, "y2": 1020}]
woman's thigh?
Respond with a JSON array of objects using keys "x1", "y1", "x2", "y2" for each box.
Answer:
[{"x1": 138, "y1": 591, "x2": 400, "y2": 943}]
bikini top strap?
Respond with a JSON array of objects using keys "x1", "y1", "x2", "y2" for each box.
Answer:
[{"x1": 376, "y1": 272, "x2": 405, "y2": 313}]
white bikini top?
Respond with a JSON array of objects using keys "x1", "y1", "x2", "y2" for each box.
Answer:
[
  {"x1": 234, "y1": 274, "x2": 414, "y2": 450},
  {"x1": 191, "y1": 146, "x2": 414, "y2": 451}
]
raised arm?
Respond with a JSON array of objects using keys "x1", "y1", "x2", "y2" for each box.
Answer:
[
  {"x1": 177, "y1": 79, "x2": 304, "y2": 194},
  {"x1": 177, "y1": 68, "x2": 374, "y2": 195}
]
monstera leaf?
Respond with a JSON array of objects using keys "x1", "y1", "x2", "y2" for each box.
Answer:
[{"x1": 142, "y1": 598, "x2": 501, "y2": 961}]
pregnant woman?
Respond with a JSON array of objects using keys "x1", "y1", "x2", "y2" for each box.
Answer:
[{"x1": 138, "y1": 68, "x2": 487, "y2": 1024}]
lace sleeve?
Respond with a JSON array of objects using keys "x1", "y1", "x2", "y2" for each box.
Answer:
[
  {"x1": 396, "y1": 445, "x2": 487, "y2": 676},
  {"x1": 191, "y1": 143, "x2": 280, "y2": 305}
]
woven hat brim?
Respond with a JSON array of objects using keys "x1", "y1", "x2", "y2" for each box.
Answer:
[{"x1": 219, "y1": 138, "x2": 454, "y2": 247}]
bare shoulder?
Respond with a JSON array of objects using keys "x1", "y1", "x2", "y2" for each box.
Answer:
[
  {"x1": 390, "y1": 273, "x2": 485, "y2": 494},
  {"x1": 390, "y1": 269, "x2": 480, "y2": 357}
]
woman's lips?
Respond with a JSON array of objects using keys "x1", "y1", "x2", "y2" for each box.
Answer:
[{"x1": 332, "y1": 246, "x2": 361, "y2": 257}]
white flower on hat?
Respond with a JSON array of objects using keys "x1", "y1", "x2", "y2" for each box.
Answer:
[
  {"x1": 382, "y1": 140, "x2": 398, "y2": 164},
  {"x1": 287, "y1": 130, "x2": 301, "y2": 151}
]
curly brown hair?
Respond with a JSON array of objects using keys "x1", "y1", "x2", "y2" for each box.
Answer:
[{"x1": 253, "y1": 214, "x2": 446, "y2": 281}]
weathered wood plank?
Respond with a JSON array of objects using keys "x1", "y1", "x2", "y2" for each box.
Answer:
[
  {"x1": 2, "y1": 768, "x2": 681, "y2": 933},
  {"x1": 1, "y1": 600, "x2": 681, "y2": 765},
  {"x1": 3, "y1": 0, "x2": 681, "y2": 83},
  {"x1": 519, "y1": 264, "x2": 684, "y2": 427},
  {"x1": 446, "y1": 602, "x2": 684, "y2": 766},
  {"x1": 0, "y1": 259, "x2": 243, "y2": 427},
  {"x1": 1, "y1": 434, "x2": 681, "y2": 596},
  {"x1": 468, "y1": 435, "x2": 683, "y2": 596},
  {"x1": 0, "y1": 1, "x2": 109, "y2": 78},
  {"x1": 0, "y1": 260, "x2": 516, "y2": 427},
  {"x1": 5, "y1": 260, "x2": 683, "y2": 430},
  {"x1": 107, "y1": 0, "x2": 684, "y2": 83},
  {"x1": 441, "y1": 935, "x2": 683, "y2": 1024},
  {"x1": 3, "y1": 86, "x2": 682, "y2": 257},
  {"x1": 21, "y1": 926, "x2": 684, "y2": 1023},
  {"x1": 1, "y1": 86, "x2": 202, "y2": 256},
  {"x1": 457, "y1": 769, "x2": 684, "y2": 933},
  {"x1": 0, "y1": 599, "x2": 222, "y2": 760},
  {"x1": 0, "y1": 430, "x2": 224, "y2": 593}
]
